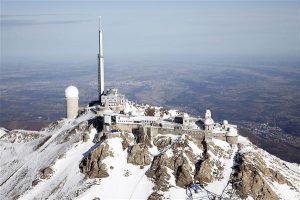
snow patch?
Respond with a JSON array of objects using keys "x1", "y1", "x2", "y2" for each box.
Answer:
[{"x1": 272, "y1": 182, "x2": 300, "y2": 200}]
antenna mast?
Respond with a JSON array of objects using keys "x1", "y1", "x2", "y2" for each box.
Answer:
[{"x1": 98, "y1": 16, "x2": 104, "y2": 102}]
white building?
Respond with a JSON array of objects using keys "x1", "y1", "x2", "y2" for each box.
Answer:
[
  {"x1": 115, "y1": 115, "x2": 160, "y2": 126},
  {"x1": 101, "y1": 88, "x2": 126, "y2": 111},
  {"x1": 174, "y1": 113, "x2": 199, "y2": 130}
]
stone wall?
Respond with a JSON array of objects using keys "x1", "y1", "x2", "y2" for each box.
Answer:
[
  {"x1": 226, "y1": 136, "x2": 238, "y2": 144},
  {"x1": 158, "y1": 128, "x2": 180, "y2": 135},
  {"x1": 112, "y1": 123, "x2": 238, "y2": 144},
  {"x1": 112, "y1": 124, "x2": 139, "y2": 133},
  {"x1": 189, "y1": 132, "x2": 205, "y2": 141}
]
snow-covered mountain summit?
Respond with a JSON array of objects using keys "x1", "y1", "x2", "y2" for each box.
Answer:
[{"x1": 0, "y1": 111, "x2": 299, "y2": 200}]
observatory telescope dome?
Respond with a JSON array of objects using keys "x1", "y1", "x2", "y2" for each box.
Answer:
[
  {"x1": 183, "y1": 113, "x2": 189, "y2": 118},
  {"x1": 65, "y1": 86, "x2": 79, "y2": 98},
  {"x1": 205, "y1": 109, "x2": 211, "y2": 119}
]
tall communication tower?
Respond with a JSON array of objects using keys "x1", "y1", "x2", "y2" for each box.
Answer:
[{"x1": 98, "y1": 16, "x2": 104, "y2": 102}]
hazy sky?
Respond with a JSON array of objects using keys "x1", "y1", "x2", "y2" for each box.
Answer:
[{"x1": 1, "y1": 0, "x2": 299, "y2": 68}]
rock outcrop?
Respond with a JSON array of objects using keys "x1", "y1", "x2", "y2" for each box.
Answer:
[
  {"x1": 232, "y1": 143, "x2": 285, "y2": 200},
  {"x1": 121, "y1": 132, "x2": 134, "y2": 150},
  {"x1": 146, "y1": 154, "x2": 171, "y2": 191},
  {"x1": 41, "y1": 166, "x2": 53, "y2": 179},
  {"x1": 174, "y1": 163, "x2": 193, "y2": 188},
  {"x1": 136, "y1": 130, "x2": 152, "y2": 147},
  {"x1": 170, "y1": 153, "x2": 193, "y2": 188},
  {"x1": 194, "y1": 159, "x2": 213, "y2": 184},
  {"x1": 153, "y1": 136, "x2": 171, "y2": 151},
  {"x1": 79, "y1": 143, "x2": 110, "y2": 178},
  {"x1": 31, "y1": 166, "x2": 53, "y2": 187},
  {"x1": 127, "y1": 143, "x2": 151, "y2": 166},
  {"x1": 82, "y1": 132, "x2": 90, "y2": 142},
  {"x1": 146, "y1": 136, "x2": 195, "y2": 189},
  {"x1": 147, "y1": 192, "x2": 163, "y2": 200},
  {"x1": 235, "y1": 156, "x2": 278, "y2": 200},
  {"x1": 121, "y1": 139, "x2": 129, "y2": 150}
]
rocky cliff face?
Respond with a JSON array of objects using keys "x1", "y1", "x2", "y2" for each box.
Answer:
[
  {"x1": 231, "y1": 141, "x2": 300, "y2": 200},
  {"x1": 127, "y1": 143, "x2": 152, "y2": 166},
  {"x1": 146, "y1": 136, "x2": 195, "y2": 190},
  {"x1": 79, "y1": 143, "x2": 110, "y2": 178},
  {"x1": 80, "y1": 131, "x2": 300, "y2": 200}
]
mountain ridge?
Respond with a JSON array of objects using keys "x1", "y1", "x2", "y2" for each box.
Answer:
[{"x1": 0, "y1": 110, "x2": 299, "y2": 200}]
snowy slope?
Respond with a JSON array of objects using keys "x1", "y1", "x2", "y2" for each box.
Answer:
[
  {"x1": 20, "y1": 129, "x2": 98, "y2": 199},
  {"x1": 0, "y1": 112, "x2": 96, "y2": 200}
]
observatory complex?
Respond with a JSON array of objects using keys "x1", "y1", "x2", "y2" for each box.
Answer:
[{"x1": 64, "y1": 17, "x2": 239, "y2": 144}]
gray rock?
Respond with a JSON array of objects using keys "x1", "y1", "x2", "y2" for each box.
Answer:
[
  {"x1": 127, "y1": 143, "x2": 151, "y2": 166},
  {"x1": 121, "y1": 139, "x2": 129, "y2": 150},
  {"x1": 153, "y1": 136, "x2": 171, "y2": 151},
  {"x1": 194, "y1": 159, "x2": 213, "y2": 184},
  {"x1": 136, "y1": 131, "x2": 152, "y2": 147},
  {"x1": 79, "y1": 143, "x2": 110, "y2": 178},
  {"x1": 146, "y1": 154, "x2": 170, "y2": 191},
  {"x1": 41, "y1": 166, "x2": 53, "y2": 179},
  {"x1": 82, "y1": 132, "x2": 90, "y2": 142},
  {"x1": 148, "y1": 192, "x2": 163, "y2": 200},
  {"x1": 175, "y1": 164, "x2": 193, "y2": 188},
  {"x1": 235, "y1": 154, "x2": 278, "y2": 200}
]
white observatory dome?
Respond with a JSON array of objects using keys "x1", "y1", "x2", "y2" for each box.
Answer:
[
  {"x1": 226, "y1": 127, "x2": 238, "y2": 137},
  {"x1": 223, "y1": 120, "x2": 229, "y2": 125},
  {"x1": 204, "y1": 118, "x2": 214, "y2": 125},
  {"x1": 65, "y1": 86, "x2": 79, "y2": 98},
  {"x1": 183, "y1": 113, "x2": 189, "y2": 118},
  {"x1": 205, "y1": 109, "x2": 211, "y2": 119}
]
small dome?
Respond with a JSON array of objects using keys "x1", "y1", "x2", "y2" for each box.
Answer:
[
  {"x1": 223, "y1": 120, "x2": 228, "y2": 125},
  {"x1": 183, "y1": 113, "x2": 189, "y2": 118},
  {"x1": 65, "y1": 86, "x2": 79, "y2": 98},
  {"x1": 204, "y1": 117, "x2": 214, "y2": 125},
  {"x1": 205, "y1": 109, "x2": 211, "y2": 119},
  {"x1": 226, "y1": 127, "x2": 238, "y2": 136}
]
